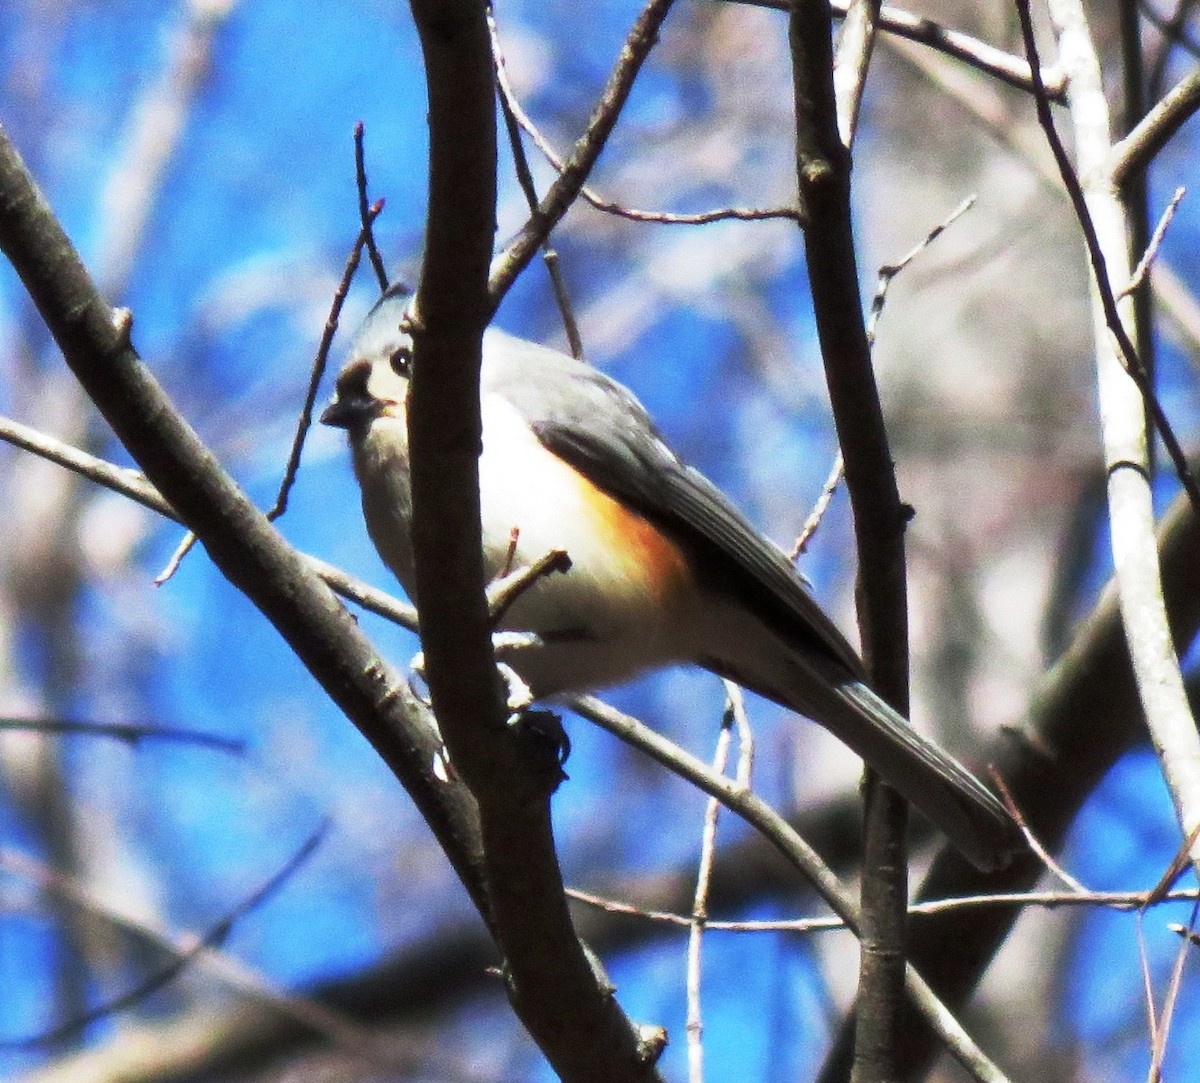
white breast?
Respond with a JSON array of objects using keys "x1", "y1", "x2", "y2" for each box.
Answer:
[
  {"x1": 477, "y1": 394, "x2": 683, "y2": 639},
  {"x1": 352, "y1": 391, "x2": 698, "y2": 695}
]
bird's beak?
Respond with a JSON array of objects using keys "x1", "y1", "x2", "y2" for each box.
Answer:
[
  {"x1": 320, "y1": 389, "x2": 382, "y2": 429},
  {"x1": 319, "y1": 396, "x2": 355, "y2": 429}
]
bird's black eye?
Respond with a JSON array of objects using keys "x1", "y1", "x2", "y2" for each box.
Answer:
[{"x1": 389, "y1": 346, "x2": 411, "y2": 377}]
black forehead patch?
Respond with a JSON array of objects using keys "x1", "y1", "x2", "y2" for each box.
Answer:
[{"x1": 335, "y1": 357, "x2": 373, "y2": 398}]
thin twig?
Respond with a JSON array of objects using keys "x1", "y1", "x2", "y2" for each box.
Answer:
[
  {"x1": 1120, "y1": 186, "x2": 1186, "y2": 299},
  {"x1": 1138, "y1": 909, "x2": 1161, "y2": 1066},
  {"x1": 1137, "y1": 827, "x2": 1200, "y2": 1077},
  {"x1": 791, "y1": 451, "x2": 844, "y2": 558},
  {"x1": 266, "y1": 197, "x2": 386, "y2": 523},
  {"x1": 495, "y1": 73, "x2": 799, "y2": 227},
  {"x1": 723, "y1": 681, "x2": 754, "y2": 787},
  {"x1": 565, "y1": 884, "x2": 1200, "y2": 932},
  {"x1": 489, "y1": 0, "x2": 681, "y2": 306},
  {"x1": 486, "y1": 548, "x2": 572, "y2": 627},
  {"x1": 489, "y1": 11, "x2": 584, "y2": 356},
  {"x1": 152, "y1": 530, "x2": 197, "y2": 585},
  {"x1": 1149, "y1": 900, "x2": 1198, "y2": 1079},
  {"x1": 0, "y1": 716, "x2": 243, "y2": 753},
  {"x1": 1168, "y1": 922, "x2": 1200, "y2": 946},
  {"x1": 808, "y1": 196, "x2": 977, "y2": 567},
  {"x1": 1146, "y1": 822, "x2": 1200, "y2": 907},
  {"x1": 989, "y1": 767, "x2": 1089, "y2": 894},
  {"x1": 354, "y1": 122, "x2": 390, "y2": 293},
  {"x1": 152, "y1": 199, "x2": 386, "y2": 586},
  {"x1": 866, "y1": 194, "x2": 978, "y2": 345},
  {"x1": 0, "y1": 824, "x2": 334, "y2": 1050},
  {"x1": 1016, "y1": 0, "x2": 1200, "y2": 513},
  {"x1": 0, "y1": 414, "x2": 422, "y2": 634},
  {"x1": 725, "y1": 0, "x2": 1066, "y2": 99},
  {"x1": 490, "y1": 5, "x2": 797, "y2": 231},
  {"x1": 686, "y1": 710, "x2": 736, "y2": 1083}
]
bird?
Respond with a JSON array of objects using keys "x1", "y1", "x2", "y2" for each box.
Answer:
[{"x1": 321, "y1": 284, "x2": 1021, "y2": 872}]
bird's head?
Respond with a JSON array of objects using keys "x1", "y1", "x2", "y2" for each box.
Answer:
[{"x1": 320, "y1": 284, "x2": 412, "y2": 436}]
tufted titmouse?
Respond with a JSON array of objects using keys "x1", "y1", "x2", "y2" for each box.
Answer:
[{"x1": 322, "y1": 285, "x2": 1020, "y2": 871}]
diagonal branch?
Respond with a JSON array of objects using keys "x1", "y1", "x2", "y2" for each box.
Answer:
[
  {"x1": 0, "y1": 825, "x2": 333, "y2": 1051},
  {"x1": 1110, "y1": 66, "x2": 1200, "y2": 186},
  {"x1": 0, "y1": 118, "x2": 490, "y2": 960},
  {"x1": 1017, "y1": 0, "x2": 1200, "y2": 882},
  {"x1": 1015, "y1": 0, "x2": 1200, "y2": 513},
  {"x1": 488, "y1": 0, "x2": 679, "y2": 306},
  {"x1": 728, "y1": 0, "x2": 1066, "y2": 99}
]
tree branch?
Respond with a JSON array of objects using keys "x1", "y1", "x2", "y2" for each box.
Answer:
[
  {"x1": 405, "y1": 1, "x2": 663, "y2": 1078},
  {"x1": 0, "y1": 116, "x2": 490, "y2": 983},
  {"x1": 790, "y1": 3, "x2": 912, "y2": 1078},
  {"x1": 1020, "y1": 0, "x2": 1200, "y2": 877},
  {"x1": 488, "y1": 0, "x2": 679, "y2": 306},
  {"x1": 875, "y1": 478, "x2": 1200, "y2": 1080},
  {"x1": 727, "y1": 0, "x2": 1066, "y2": 100},
  {"x1": 1110, "y1": 66, "x2": 1200, "y2": 186}
]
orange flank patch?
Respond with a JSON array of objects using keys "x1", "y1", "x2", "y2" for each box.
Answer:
[{"x1": 574, "y1": 469, "x2": 693, "y2": 606}]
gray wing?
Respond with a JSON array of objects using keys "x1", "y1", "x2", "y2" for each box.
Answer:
[{"x1": 481, "y1": 331, "x2": 865, "y2": 678}]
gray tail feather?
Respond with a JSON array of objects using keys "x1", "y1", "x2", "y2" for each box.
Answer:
[{"x1": 825, "y1": 681, "x2": 1022, "y2": 872}]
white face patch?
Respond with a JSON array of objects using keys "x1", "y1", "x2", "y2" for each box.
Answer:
[{"x1": 364, "y1": 357, "x2": 410, "y2": 414}]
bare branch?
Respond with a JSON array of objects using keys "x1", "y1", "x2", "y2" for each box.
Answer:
[
  {"x1": 489, "y1": 6, "x2": 585, "y2": 357},
  {"x1": 0, "y1": 121, "x2": 489, "y2": 948},
  {"x1": 354, "y1": 122, "x2": 390, "y2": 293},
  {"x1": 486, "y1": 549, "x2": 572, "y2": 628},
  {"x1": 571, "y1": 695, "x2": 1013, "y2": 1083},
  {"x1": 685, "y1": 711, "x2": 735, "y2": 1083},
  {"x1": 1121, "y1": 186, "x2": 1186, "y2": 299},
  {"x1": 488, "y1": 0, "x2": 680, "y2": 306},
  {"x1": 568, "y1": 884, "x2": 1200, "y2": 931},
  {"x1": 0, "y1": 825, "x2": 334, "y2": 1050},
  {"x1": 267, "y1": 197, "x2": 385, "y2": 522},
  {"x1": 1018, "y1": 0, "x2": 1200, "y2": 883},
  {"x1": 866, "y1": 194, "x2": 977, "y2": 345},
  {"x1": 1110, "y1": 67, "x2": 1200, "y2": 186},
  {"x1": 725, "y1": 0, "x2": 1066, "y2": 99},
  {"x1": 0, "y1": 716, "x2": 243, "y2": 753},
  {"x1": 407, "y1": 0, "x2": 663, "y2": 1077},
  {"x1": 833, "y1": 0, "x2": 882, "y2": 144},
  {"x1": 491, "y1": 24, "x2": 799, "y2": 230},
  {"x1": 791, "y1": 0, "x2": 913, "y2": 1073},
  {"x1": 792, "y1": 450, "x2": 845, "y2": 557},
  {"x1": 988, "y1": 768, "x2": 1089, "y2": 895},
  {"x1": 0, "y1": 414, "x2": 424, "y2": 632},
  {"x1": 1015, "y1": 0, "x2": 1200, "y2": 512}
]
